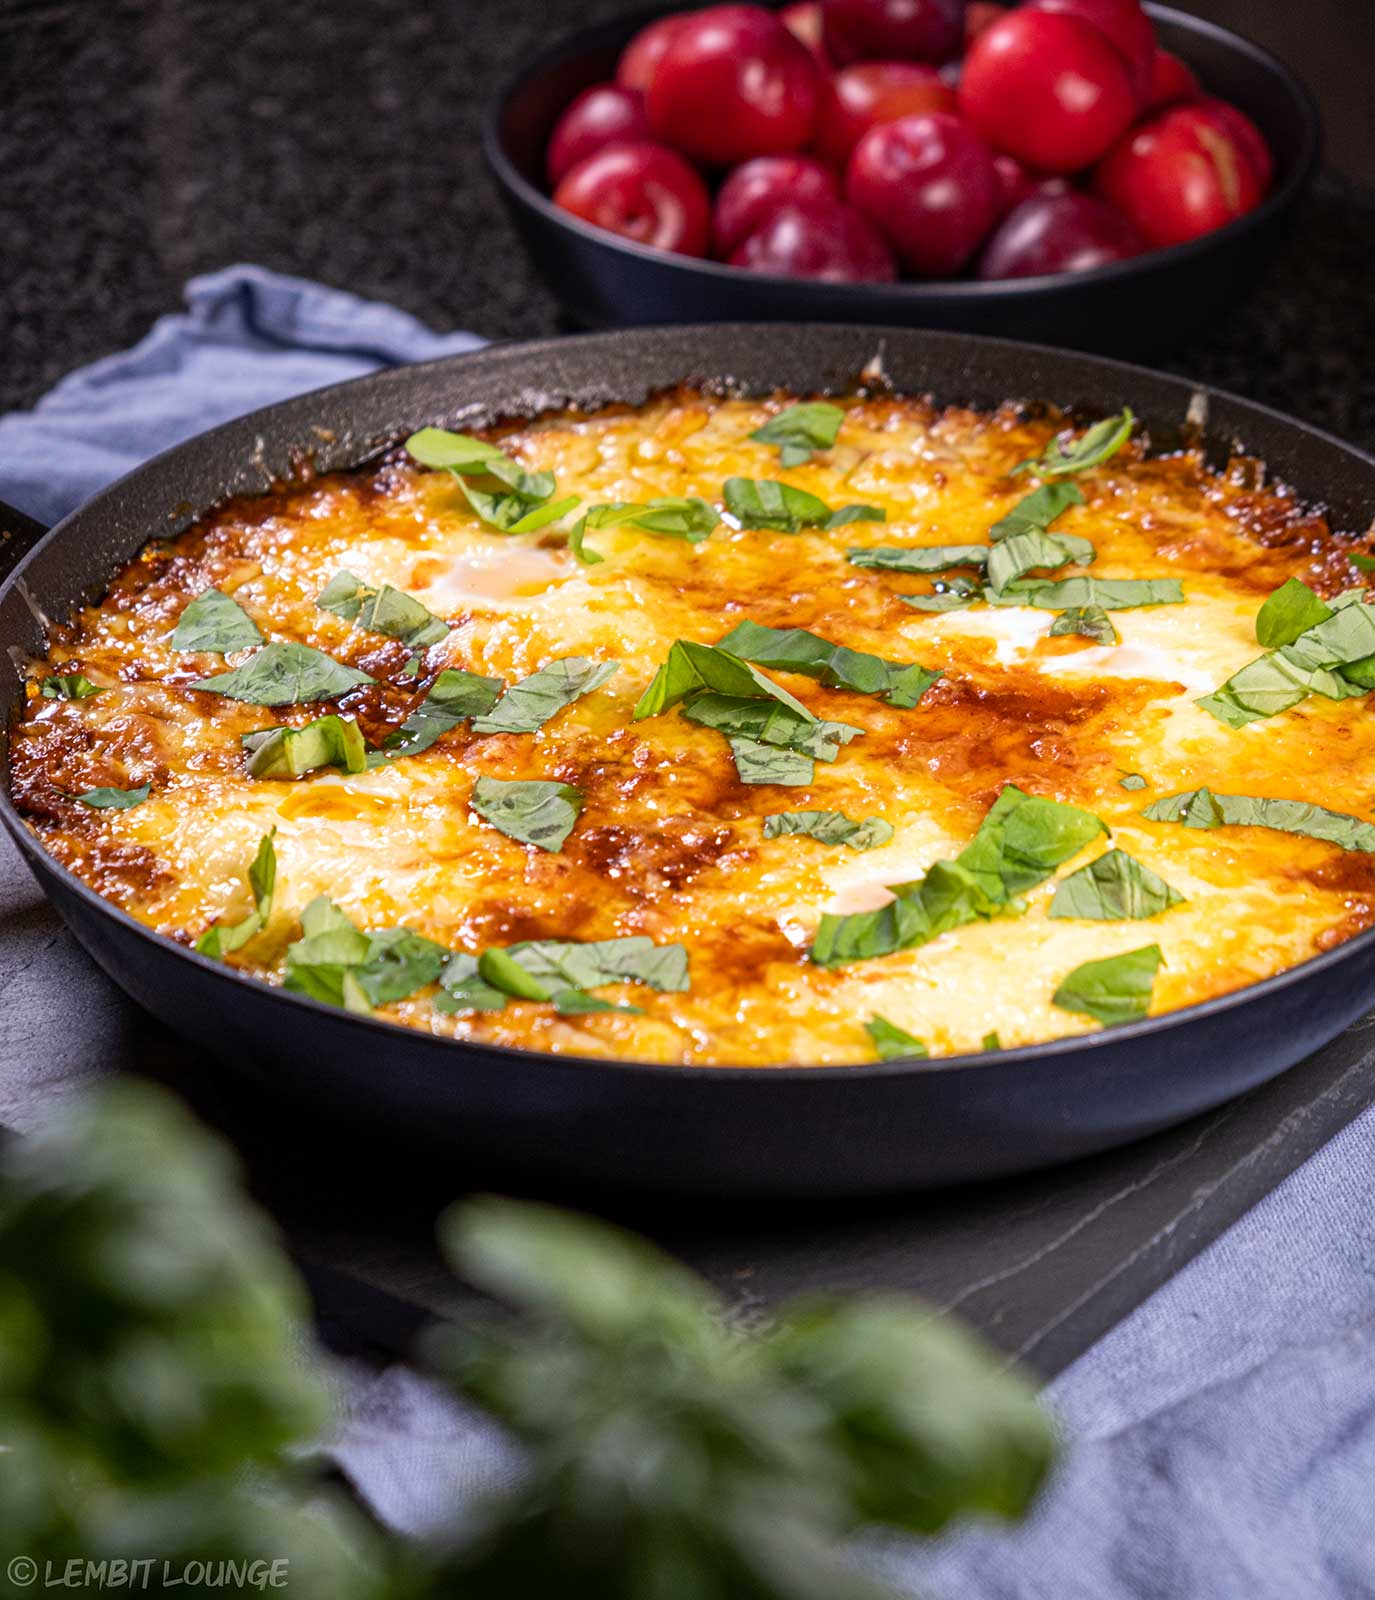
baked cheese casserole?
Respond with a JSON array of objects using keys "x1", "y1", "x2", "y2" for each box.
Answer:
[{"x1": 13, "y1": 390, "x2": 1375, "y2": 1066}]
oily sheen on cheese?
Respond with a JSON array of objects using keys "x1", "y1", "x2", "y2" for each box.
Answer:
[{"x1": 13, "y1": 391, "x2": 1375, "y2": 1066}]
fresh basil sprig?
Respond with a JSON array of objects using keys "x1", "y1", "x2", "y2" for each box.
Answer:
[
  {"x1": 196, "y1": 831, "x2": 276, "y2": 958},
  {"x1": 724, "y1": 478, "x2": 884, "y2": 534},
  {"x1": 764, "y1": 810, "x2": 893, "y2": 851},
  {"x1": 749, "y1": 401, "x2": 846, "y2": 467},
  {"x1": 1143, "y1": 787, "x2": 1375, "y2": 852},
  {"x1": 470, "y1": 776, "x2": 584, "y2": 852},
  {"x1": 865, "y1": 1016, "x2": 928, "y2": 1060},
  {"x1": 1052, "y1": 944, "x2": 1161, "y2": 1027},
  {"x1": 473, "y1": 656, "x2": 618, "y2": 735},
  {"x1": 717, "y1": 619, "x2": 941, "y2": 710},
  {"x1": 241, "y1": 713, "x2": 367, "y2": 779},
  {"x1": 169, "y1": 587, "x2": 264, "y2": 654},
  {"x1": 75, "y1": 784, "x2": 151, "y2": 810},
  {"x1": 192, "y1": 642, "x2": 374, "y2": 705},
  {"x1": 1048, "y1": 605, "x2": 1119, "y2": 645},
  {"x1": 1048, "y1": 848, "x2": 1184, "y2": 921},
  {"x1": 316, "y1": 570, "x2": 449, "y2": 652},
  {"x1": 380, "y1": 667, "x2": 503, "y2": 760},
  {"x1": 40, "y1": 673, "x2": 102, "y2": 700},
  {"x1": 1014, "y1": 411, "x2": 1134, "y2": 478},
  {"x1": 568, "y1": 498, "x2": 718, "y2": 564},
  {"x1": 812, "y1": 785, "x2": 1105, "y2": 967}
]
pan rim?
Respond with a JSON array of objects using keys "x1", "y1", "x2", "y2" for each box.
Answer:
[{"x1": 4, "y1": 321, "x2": 1374, "y2": 1084}]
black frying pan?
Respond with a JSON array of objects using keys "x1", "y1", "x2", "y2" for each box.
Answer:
[{"x1": 4, "y1": 325, "x2": 1375, "y2": 1196}]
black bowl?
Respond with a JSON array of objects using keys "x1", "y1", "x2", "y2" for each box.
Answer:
[{"x1": 484, "y1": 3, "x2": 1320, "y2": 357}]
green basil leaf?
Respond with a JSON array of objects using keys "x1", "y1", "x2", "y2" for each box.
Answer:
[
  {"x1": 847, "y1": 544, "x2": 990, "y2": 573},
  {"x1": 682, "y1": 694, "x2": 862, "y2": 760},
  {"x1": 472, "y1": 656, "x2": 619, "y2": 735},
  {"x1": 570, "y1": 497, "x2": 719, "y2": 562},
  {"x1": 995, "y1": 577, "x2": 1184, "y2": 612},
  {"x1": 749, "y1": 402, "x2": 845, "y2": 466},
  {"x1": 811, "y1": 858, "x2": 999, "y2": 968},
  {"x1": 717, "y1": 619, "x2": 940, "y2": 709},
  {"x1": 317, "y1": 570, "x2": 449, "y2": 649},
  {"x1": 437, "y1": 935, "x2": 688, "y2": 1014},
  {"x1": 986, "y1": 530, "x2": 1095, "y2": 594},
  {"x1": 1118, "y1": 772, "x2": 1148, "y2": 791},
  {"x1": 1350, "y1": 553, "x2": 1375, "y2": 573},
  {"x1": 75, "y1": 784, "x2": 150, "y2": 809},
  {"x1": 900, "y1": 577, "x2": 982, "y2": 613},
  {"x1": 1196, "y1": 652, "x2": 1353, "y2": 728},
  {"x1": 241, "y1": 713, "x2": 367, "y2": 779},
  {"x1": 195, "y1": 830, "x2": 276, "y2": 957},
  {"x1": 40, "y1": 673, "x2": 102, "y2": 700},
  {"x1": 1014, "y1": 411, "x2": 1134, "y2": 478},
  {"x1": 956, "y1": 784, "x2": 1107, "y2": 905},
  {"x1": 1052, "y1": 944, "x2": 1161, "y2": 1027},
  {"x1": 551, "y1": 990, "x2": 644, "y2": 1015},
  {"x1": 724, "y1": 477, "x2": 884, "y2": 534},
  {"x1": 192, "y1": 642, "x2": 373, "y2": 705},
  {"x1": 865, "y1": 1016, "x2": 928, "y2": 1061},
  {"x1": 168, "y1": 588, "x2": 263, "y2": 654},
  {"x1": 1255, "y1": 577, "x2": 1333, "y2": 648},
  {"x1": 1048, "y1": 849, "x2": 1184, "y2": 921},
  {"x1": 380, "y1": 667, "x2": 504, "y2": 760},
  {"x1": 1048, "y1": 605, "x2": 1119, "y2": 645},
  {"x1": 283, "y1": 895, "x2": 447, "y2": 1012},
  {"x1": 432, "y1": 953, "x2": 508, "y2": 1013},
  {"x1": 1143, "y1": 787, "x2": 1375, "y2": 852},
  {"x1": 988, "y1": 482, "x2": 1086, "y2": 542},
  {"x1": 982, "y1": 1031, "x2": 1002, "y2": 1051},
  {"x1": 470, "y1": 775, "x2": 584, "y2": 851},
  {"x1": 634, "y1": 640, "x2": 816, "y2": 722},
  {"x1": 405, "y1": 428, "x2": 508, "y2": 473},
  {"x1": 729, "y1": 737, "x2": 814, "y2": 786},
  {"x1": 1197, "y1": 598, "x2": 1375, "y2": 726},
  {"x1": 764, "y1": 810, "x2": 893, "y2": 850}
]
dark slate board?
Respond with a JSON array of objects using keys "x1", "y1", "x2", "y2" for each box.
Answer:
[{"x1": 4, "y1": 820, "x2": 1375, "y2": 1377}]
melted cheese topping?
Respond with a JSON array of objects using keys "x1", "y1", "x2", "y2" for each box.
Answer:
[{"x1": 13, "y1": 391, "x2": 1375, "y2": 1066}]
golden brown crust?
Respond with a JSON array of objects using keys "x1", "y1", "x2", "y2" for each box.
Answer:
[{"x1": 14, "y1": 388, "x2": 1375, "y2": 1065}]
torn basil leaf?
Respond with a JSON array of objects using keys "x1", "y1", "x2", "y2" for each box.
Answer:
[
  {"x1": 1350, "y1": 553, "x2": 1375, "y2": 573},
  {"x1": 283, "y1": 895, "x2": 448, "y2": 1012},
  {"x1": 1143, "y1": 787, "x2": 1375, "y2": 852},
  {"x1": 750, "y1": 402, "x2": 845, "y2": 467},
  {"x1": 317, "y1": 570, "x2": 449, "y2": 650},
  {"x1": 1198, "y1": 596, "x2": 1375, "y2": 726},
  {"x1": 192, "y1": 642, "x2": 373, "y2": 705},
  {"x1": 682, "y1": 694, "x2": 862, "y2": 760},
  {"x1": 404, "y1": 426, "x2": 578, "y2": 534},
  {"x1": 1052, "y1": 944, "x2": 1161, "y2": 1027},
  {"x1": 724, "y1": 478, "x2": 884, "y2": 534},
  {"x1": 764, "y1": 810, "x2": 893, "y2": 850},
  {"x1": 569, "y1": 498, "x2": 718, "y2": 563},
  {"x1": 1048, "y1": 849, "x2": 1184, "y2": 921},
  {"x1": 1014, "y1": 411, "x2": 1134, "y2": 478},
  {"x1": 1049, "y1": 605, "x2": 1119, "y2": 645},
  {"x1": 900, "y1": 577, "x2": 982, "y2": 613},
  {"x1": 809, "y1": 786, "x2": 1105, "y2": 968},
  {"x1": 380, "y1": 667, "x2": 504, "y2": 760},
  {"x1": 956, "y1": 784, "x2": 1107, "y2": 905},
  {"x1": 242, "y1": 713, "x2": 367, "y2": 779},
  {"x1": 847, "y1": 544, "x2": 990, "y2": 573},
  {"x1": 470, "y1": 775, "x2": 584, "y2": 851},
  {"x1": 729, "y1": 737, "x2": 814, "y2": 786},
  {"x1": 988, "y1": 482, "x2": 1085, "y2": 542},
  {"x1": 75, "y1": 784, "x2": 150, "y2": 810},
  {"x1": 982, "y1": 1032, "x2": 1001, "y2": 1051},
  {"x1": 405, "y1": 428, "x2": 509, "y2": 473},
  {"x1": 717, "y1": 619, "x2": 940, "y2": 709},
  {"x1": 994, "y1": 577, "x2": 1184, "y2": 612},
  {"x1": 635, "y1": 640, "x2": 815, "y2": 723},
  {"x1": 865, "y1": 1016, "x2": 928, "y2": 1061},
  {"x1": 195, "y1": 830, "x2": 276, "y2": 958},
  {"x1": 1118, "y1": 772, "x2": 1148, "y2": 791},
  {"x1": 437, "y1": 935, "x2": 687, "y2": 1015},
  {"x1": 472, "y1": 656, "x2": 618, "y2": 735},
  {"x1": 168, "y1": 587, "x2": 263, "y2": 654},
  {"x1": 1255, "y1": 577, "x2": 1332, "y2": 648},
  {"x1": 985, "y1": 530, "x2": 1095, "y2": 594},
  {"x1": 40, "y1": 673, "x2": 102, "y2": 700}
]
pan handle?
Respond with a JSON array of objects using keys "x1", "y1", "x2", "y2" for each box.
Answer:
[{"x1": 0, "y1": 500, "x2": 50, "y2": 579}]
